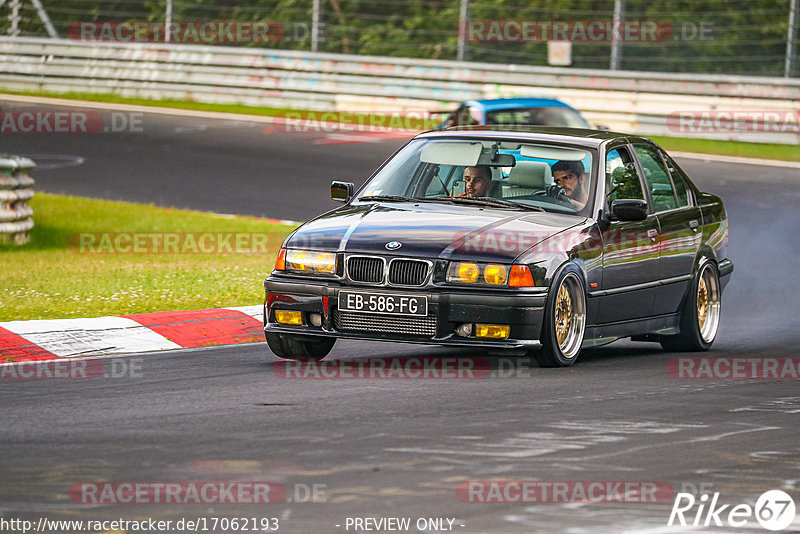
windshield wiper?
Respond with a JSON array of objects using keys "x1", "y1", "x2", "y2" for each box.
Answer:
[
  {"x1": 359, "y1": 195, "x2": 414, "y2": 202},
  {"x1": 359, "y1": 195, "x2": 444, "y2": 203},
  {"x1": 436, "y1": 196, "x2": 544, "y2": 211}
]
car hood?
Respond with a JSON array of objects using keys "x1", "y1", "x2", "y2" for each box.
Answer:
[{"x1": 285, "y1": 202, "x2": 585, "y2": 263}]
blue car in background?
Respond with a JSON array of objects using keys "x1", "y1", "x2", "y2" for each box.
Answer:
[{"x1": 438, "y1": 98, "x2": 593, "y2": 129}]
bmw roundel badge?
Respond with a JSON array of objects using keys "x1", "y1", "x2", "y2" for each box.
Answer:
[{"x1": 385, "y1": 241, "x2": 402, "y2": 250}]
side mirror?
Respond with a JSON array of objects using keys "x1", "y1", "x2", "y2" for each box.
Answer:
[
  {"x1": 331, "y1": 181, "x2": 354, "y2": 202},
  {"x1": 610, "y1": 199, "x2": 648, "y2": 221}
]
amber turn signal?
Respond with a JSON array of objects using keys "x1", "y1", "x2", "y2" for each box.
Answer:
[
  {"x1": 508, "y1": 265, "x2": 535, "y2": 287},
  {"x1": 274, "y1": 248, "x2": 286, "y2": 271}
]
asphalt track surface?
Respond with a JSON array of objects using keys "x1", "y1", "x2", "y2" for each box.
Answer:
[{"x1": 2, "y1": 100, "x2": 800, "y2": 533}]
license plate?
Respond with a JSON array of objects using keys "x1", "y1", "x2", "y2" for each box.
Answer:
[{"x1": 338, "y1": 291, "x2": 428, "y2": 316}]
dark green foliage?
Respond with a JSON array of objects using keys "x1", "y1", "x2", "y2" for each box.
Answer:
[{"x1": 1, "y1": 0, "x2": 796, "y2": 76}]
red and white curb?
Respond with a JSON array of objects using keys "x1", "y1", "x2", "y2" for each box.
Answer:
[{"x1": 0, "y1": 305, "x2": 263, "y2": 363}]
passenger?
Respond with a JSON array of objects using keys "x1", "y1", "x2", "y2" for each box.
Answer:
[
  {"x1": 458, "y1": 165, "x2": 493, "y2": 197},
  {"x1": 550, "y1": 160, "x2": 589, "y2": 208}
]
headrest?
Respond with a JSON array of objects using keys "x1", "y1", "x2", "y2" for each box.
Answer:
[{"x1": 507, "y1": 161, "x2": 552, "y2": 189}]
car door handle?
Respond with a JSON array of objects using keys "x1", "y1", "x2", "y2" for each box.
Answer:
[
  {"x1": 689, "y1": 219, "x2": 699, "y2": 231},
  {"x1": 647, "y1": 229, "x2": 659, "y2": 241}
]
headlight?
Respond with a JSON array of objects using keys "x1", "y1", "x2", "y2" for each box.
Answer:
[
  {"x1": 447, "y1": 262, "x2": 510, "y2": 286},
  {"x1": 483, "y1": 264, "x2": 508, "y2": 285},
  {"x1": 282, "y1": 249, "x2": 337, "y2": 275},
  {"x1": 449, "y1": 262, "x2": 480, "y2": 283}
]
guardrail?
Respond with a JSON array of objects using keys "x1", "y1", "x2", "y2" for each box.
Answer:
[
  {"x1": 0, "y1": 154, "x2": 35, "y2": 245},
  {"x1": 1, "y1": 37, "x2": 798, "y2": 144}
]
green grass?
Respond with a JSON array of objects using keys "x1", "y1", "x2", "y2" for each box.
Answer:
[
  {"x1": 1, "y1": 89, "x2": 298, "y2": 118},
  {"x1": 0, "y1": 193, "x2": 296, "y2": 321},
  {"x1": 0, "y1": 89, "x2": 439, "y2": 129},
  {"x1": 648, "y1": 135, "x2": 800, "y2": 162},
  {"x1": 5, "y1": 89, "x2": 796, "y2": 161}
]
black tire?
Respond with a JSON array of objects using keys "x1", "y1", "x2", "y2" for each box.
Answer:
[
  {"x1": 266, "y1": 332, "x2": 336, "y2": 361},
  {"x1": 535, "y1": 266, "x2": 587, "y2": 367},
  {"x1": 660, "y1": 261, "x2": 721, "y2": 352}
]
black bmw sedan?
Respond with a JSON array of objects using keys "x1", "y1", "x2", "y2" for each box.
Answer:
[{"x1": 263, "y1": 126, "x2": 733, "y2": 367}]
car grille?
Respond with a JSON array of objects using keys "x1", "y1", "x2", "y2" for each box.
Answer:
[
  {"x1": 347, "y1": 256, "x2": 385, "y2": 283},
  {"x1": 388, "y1": 259, "x2": 429, "y2": 286},
  {"x1": 333, "y1": 310, "x2": 437, "y2": 337}
]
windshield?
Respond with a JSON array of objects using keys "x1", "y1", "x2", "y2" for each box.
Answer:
[
  {"x1": 356, "y1": 138, "x2": 595, "y2": 214},
  {"x1": 486, "y1": 107, "x2": 590, "y2": 128}
]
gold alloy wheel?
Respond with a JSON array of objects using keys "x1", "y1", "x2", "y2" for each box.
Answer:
[
  {"x1": 555, "y1": 284, "x2": 572, "y2": 346},
  {"x1": 697, "y1": 264, "x2": 721, "y2": 344},
  {"x1": 551, "y1": 273, "x2": 586, "y2": 359},
  {"x1": 697, "y1": 276, "x2": 708, "y2": 331}
]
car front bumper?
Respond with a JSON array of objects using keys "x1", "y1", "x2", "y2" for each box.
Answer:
[{"x1": 264, "y1": 276, "x2": 548, "y2": 349}]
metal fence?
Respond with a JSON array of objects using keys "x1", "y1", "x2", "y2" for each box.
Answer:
[
  {"x1": 2, "y1": 37, "x2": 799, "y2": 144},
  {"x1": 0, "y1": 153, "x2": 35, "y2": 245},
  {"x1": 1, "y1": 0, "x2": 798, "y2": 78}
]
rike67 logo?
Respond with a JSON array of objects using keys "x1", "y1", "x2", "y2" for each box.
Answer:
[{"x1": 669, "y1": 490, "x2": 796, "y2": 531}]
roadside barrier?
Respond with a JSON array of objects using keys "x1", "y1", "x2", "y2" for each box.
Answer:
[
  {"x1": 0, "y1": 154, "x2": 35, "y2": 245},
  {"x1": 1, "y1": 37, "x2": 798, "y2": 144}
]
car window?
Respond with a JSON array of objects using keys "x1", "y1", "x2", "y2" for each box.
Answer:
[
  {"x1": 486, "y1": 107, "x2": 589, "y2": 128},
  {"x1": 606, "y1": 148, "x2": 625, "y2": 176},
  {"x1": 663, "y1": 154, "x2": 690, "y2": 207},
  {"x1": 356, "y1": 138, "x2": 595, "y2": 214},
  {"x1": 634, "y1": 144, "x2": 677, "y2": 212},
  {"x1": 606, "y1": 147, "x2": 644, "y2": 204},
  {"x1": 423, "y1": 164, "x2": 460, "y2": 196},
  {"x1": 443, "y1": 106, "x2": 475, "y2": 127},
  {"x1": 450, "y1": 106, "x2": 479, "y2": 126}
]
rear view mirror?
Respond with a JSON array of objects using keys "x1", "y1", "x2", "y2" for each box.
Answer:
[
  {"x1": 331, "y1": 181, "x2": 354, "y2": 202},
  {"x1": 611, "y1": 199, "x2": 648, "y2": 221},
  {"x1": 476, "y1": 152, "x2": 516, "y2": 167}
]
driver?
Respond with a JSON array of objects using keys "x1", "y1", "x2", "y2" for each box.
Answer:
[
  {"x1": 550, "y1": 160, "x2": 588, "y2": 209},
  {"x1": 458, "y1": 165, "x2": 493, "y2": 197}
]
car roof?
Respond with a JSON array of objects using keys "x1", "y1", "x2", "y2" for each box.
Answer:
[
  {"x1": 414, "y1": 124, "x2": 644, "y2": 148},
  {"x1": 465, "y1": 98, "x2": 574, "y2": 112}
]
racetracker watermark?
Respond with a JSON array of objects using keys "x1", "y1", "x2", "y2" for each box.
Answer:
[
  {"x1": 285, "y1": 229, "x2": 658, "y2": 258},
  {"x1": 1, "y1": 518, "x2": 281, "y2": 534},
  {"x1": 274, "y1": 357, "x2": 489, "y2": 379},
  {"x1": 68, "y1": 21, "x2": 286, "y2": 44},
  {"x1": 456, "y1": 481, "x2": 674, "y2": 504},
  {"x1": 0, "y1": 358, "x2": 143, "y2": 380},
  {"x1": 449, "y1": 228, "x2": 663, "y2": 256},
  {"x1": 667, "y1": 111, "x2": 800, "y2": 134},
  {"x1": 68, "y1": 232, "x2": 287, "y2": 254},
  {"x1": 667, "y1": 357, "x2": 800, "y2": 379},
  {"x1": 272, "y1": 357, "x2": 543, "y2": 379},
  {"x1": 69, "y1": 482, "x2": 293, "y2": 505},
  {"x1": 460, "y1": 20, "x2": 707, "y2": 42},
  {"x1": 264, "y1": 110, "x2": 440, "y2": 134},
  {"x1": 0, "y1": 111, "x2": 143, "y2": 134}
]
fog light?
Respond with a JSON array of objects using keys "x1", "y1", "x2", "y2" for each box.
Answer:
[
  {"x1": 456, "y1": 323, "x2": 473, "y2": 337},
  {"x1": 475, "y1": 324, "x2": 510, "y2": 339},
  {"x1": 275, "y1": 310, "x2": 303, "y2": 325},
  {"x1": 309, "y1": 313, "x2": 323, "y2": 327}
]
